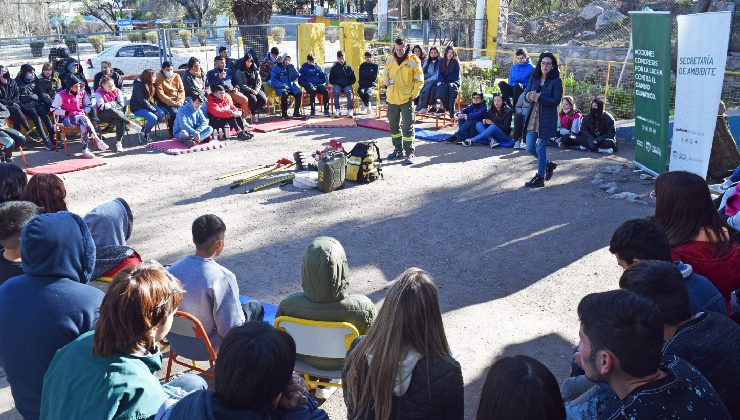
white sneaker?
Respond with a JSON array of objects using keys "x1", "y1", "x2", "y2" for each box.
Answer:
[
  {"x1": 359, "y1": 103, "x2": 366, "y2": 113},
  {"x1": 81, "y1": 148, "x2": 94, "y2": 159},
  {"x1": 513, "y1": 140, "x2": 521, "y2": 149},
  {"x1": 489, "y1": 138, "x2": 500, "y2": 148},
  {"x1": 253, "y1": 114, "x2": 259, "y2": 123},
  {"x1": 334, "y1": 110, "x2": 341, "y2": 118},
  {"x1": 115, "y1": 141, "x2": 125, "y2": 153},
  {"x1": 348, "y1": 110, "x2": 354, "y2": 118},
  {"x1": 720, "y1": 178, "x2": 734, "y2": 190},
  {"x1": 598, "y1": 148, "x2": 614, "y2": 154},
  {"x1": 579, "y1": 146, "x2": 588, "y2": 151},
  {"x1": 93, "y1": 136, "x2": 110, "y2": 151},
  {"x1": 128, "y1": 123, "x2": 142, "y2": 134},
  {"x1": 367, "y1": 104, "x2": 374, "y2": 115},
  {"x1": 315, "y1": 386, "x2": 338, "y2": 400}
]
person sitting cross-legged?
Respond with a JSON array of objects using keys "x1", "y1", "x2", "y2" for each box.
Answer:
[
  {"x1": 329, "y1": 51, "x2": 356, "y2": 118},
  {"x1": 173, "y1": 94, "x2": 213, "y2": 148},
  {"x1": 564, "y1": 290, "x2": 731, "y2": 419},
  {"x1": 620, "y1": 260, "x2": 740, "y2": 418},
  {"x1": 168, "y1": 214, "x2": 264, "y2": 358},
  {"x1": 0, "y1": 201, "x2": 41, "y2": 285},
  {"x1": 40, "y1": 262, "x2": 208, "y2": 420},
  {"x1": 298, "y1": 54, "x2": 330, "y2": 117},
  {"x1": 445, "y1": 91, "x2": 487, "y2": 144},
  {"x1": 462, "y1": 94, "x2": 512, "y2": 148},
  {"x1": 155, "y1": 322, "x2": 328, "y2": 420},
  {"x1": 577, "y1": 98, "x2": 617, "y2": 154}
]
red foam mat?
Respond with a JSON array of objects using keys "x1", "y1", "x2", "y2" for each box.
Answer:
[
  {"x1": 26, "y1": 157, "x2": 107, "y2": 175},
  {"x1": 356, "y1": 118, "x2": 390, "y2": 131},
  {"x1": 249, "y1": 118, "x2": 307, "y2": 132}
]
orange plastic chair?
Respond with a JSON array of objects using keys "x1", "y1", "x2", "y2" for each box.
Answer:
[{"x1": 164, "y1": 311, "x2": 217, "y2": 381}]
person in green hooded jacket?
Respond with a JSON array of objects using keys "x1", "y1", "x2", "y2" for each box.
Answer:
[{"x1": 276, "y1": 236, "x2": 376, "y2": 373}]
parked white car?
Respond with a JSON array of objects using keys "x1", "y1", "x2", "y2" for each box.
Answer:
[{"x1": 86, "y1": 43, "x2": 192, "y2": 76}]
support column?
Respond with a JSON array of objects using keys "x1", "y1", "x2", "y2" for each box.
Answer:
[
  {"x1": 298, "y1": 23, "x2": 326, "y2": 67},
  {"x1": 339, "y1": 22, "x2": 366, "y2": 89},
  {"x1": 486, "y1": 0, "x2": 500, "y2": 56}
]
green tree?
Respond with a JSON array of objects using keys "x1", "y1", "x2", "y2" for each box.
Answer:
[{"x1": 232, "y1": 0, "x2": 273, "y2": 57}]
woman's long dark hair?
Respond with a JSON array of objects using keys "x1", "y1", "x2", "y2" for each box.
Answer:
[
  {"x1": 441, "y1": 45, "x2": 459, "y2": 73},
  {"x1": 589, "y1": 98, "x2": 607, "y2": 134},
  {"x1": 531, "y1": 52, "x2": 560, "y2": 80},
  {"x1": 653, "y1": 171, "x2": 738, "y2": 255},
  {"x1": 412, "y1": 44, "x2": 426, "y2": 62}
]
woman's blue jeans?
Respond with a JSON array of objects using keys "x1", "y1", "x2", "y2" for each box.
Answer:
[
  {"x1": 470, "y1": 122, "x2": 510, "y2": 144},
  {"x1": 133, "y1": 106, "x2": 165, "y2": 134},
  {"x1": 526, "y1": 131, "x2": 547, "y2": 176}
]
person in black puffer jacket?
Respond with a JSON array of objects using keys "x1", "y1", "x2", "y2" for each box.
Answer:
[
  {"x1": 343, "y1": 268, "x2": 463, "y2": 420},
  {"x1": 0, "y1": 65, "x2": 44, "y2": 147},
  {"x1": 15, "y1": 65, "x2": 54, "y2": 145},
  {"x1": 233, "y1": 51, "x2": 267, "y2": 122}
]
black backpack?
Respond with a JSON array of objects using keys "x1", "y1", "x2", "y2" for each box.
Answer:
[{"x1": 346, "y1": 141, "x2": 383, "y2": 183}]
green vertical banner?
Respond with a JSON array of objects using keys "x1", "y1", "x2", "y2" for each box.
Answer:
[{"x1": 630, "y1": 11, "x2": 672, "y2": 176}]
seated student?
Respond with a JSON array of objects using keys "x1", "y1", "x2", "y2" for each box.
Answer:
[
  {"x1": 156, "y1": 322, "x2": 328, "y2": 420},
  {"x1": 445, "y1": 91, "x2": 487, "y2": 143},
  {"x1": 0, "y1": 212, "x2": 104, "y2": 420},
  {"x1": 20, "y1": 173, "x2": 67, "y2": 213},
  {"x1": 653, "y1": 170, "x2": 740, "y2": 310},
  {"x1": 40, "y1": 262, "x2": 208, "y2": 420},
  {"x1": 566, "y1": 290, "x2": 730, "y2": 419},
  {"x1": 93, "y1": 60, "x2": 123, "y2": 92},
  {"x1": 577, "y1": 98, "x2": 616, "y2": 154},
  {"x1": 411, "y1": 45, "x2": 426, "y2": 64},
  {"x1": 619, "y1": 260, "x2": 740, "y2": 418},
  {"x1": 155, "y1": 61, "x2": 186, "y2": 137},
  {"x1": 329, "y1": 51, "x2": 356, "y2": 118},
  {"x1": 52, "y1": 76, "x2": 109, "y2": 158},
  {"x1": 59, "y1": 58, "x2": 91, "y2": 95},
  {"x1": 206, "y1": 56, "x2": 250, "y2": 122},
  {"x1": 131, "y1": 69, "x2": 166, "y2": 143},
  {"x1": 511, "y1": 90, "x2": 530, "y2": 149},
  {"x1": 15, "y1": 64, "x2": 55, "y2": 147},
  {"x1": 476, "y1": 355, "x2": 565, "y2": 420},
  {"x1": 277, "y1": 236, "x2": 376, "y2": 397},
  {"x1": 260, "y1": 46, "x2": 281, "y2": 84},
  {"x1": 173, "y1": 94, "x2": 213, "y2": 148},
  {"x1": 182, "y1": 57, "x2": 208, "y2": 102},
  {"x1": 35, "y1": 62, "x2": 61, "y2": 115},
  {"x1": 462, "y1": 94, "x2": 512, "y2": 148},
  {"x1": 609, "y1": 218, "x2": 725, "y2": 315},
  {"x1": 269, "y1": 53, "x2": 303, "y2": 120},
  {"x1": 416, "y1": 46, "x2": 441, "y2": 112},
  {"x1": 0, "y1": 104, "x2": 32, "y2": 162},
  {"x1": 554, "y1": 96, "x2": 582, "y2": 149},
  {"x1": 217, "y1": 46, "x2": 237, "y2": 72},
  {"x1": 233, "y1": 52, "x2": 267, "y2": 122},
  {"x1": 434, "y1": 46, "x2": 460, "y2": 117},
  {"x1": 0, "y1": 201, "x2": 40, "y2": 284},
  {"x1": 95, "y1": 76, "x2": 142, "y2": 153},
  {"x1": 298, "y1": 53, "x2": 330, "y2": 117},
  {"x1": 83, "y1": 197, "x2": 143, "y2": 281},
  {"x1": 0, "y1": 162, "x2": 27, "y2": 203},
  {"x1": 498, "y1": 48, "x2": 536, "y2": 109},
  {"x1": 343, "y1": 268, "x2": 463, "y2": 420},
  {"x1": 0, "y1": 65, "x2": 47, "y2": 147},
  {"x1": 168, "y1": 214, "x2": 263, "y2": 358},
  {"x1": 206, "y1": 85, "x2": 252, "y2": 140},
  {"x1": 358, "y1": 51, "x2": 378, "y2": 115}
]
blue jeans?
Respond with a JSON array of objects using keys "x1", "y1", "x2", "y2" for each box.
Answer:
[
  {"x1": 133, "y1": 106, "x2": 165, "y2": 134},
  {"x1": 332, "y1": 85, "x2": 353, "y2": 111},
  {"x1": 176, "y1": 126, "x2": 214, "y2": 143},
  {"x1": 454, "y1": 118, "x2": 477, "y2": 139},
  {"x1": 471, "y1": 122, "x2": 510, "y2": 144},
  {"x1": 166, "y1": 373, "x2": 208, "y2": 393},
  {"x1": 564, "y1": 382, "x2": 619, "y2": 419},
  {"x1": 526, "y1": 131, "x2": 548, "y2": 176}
]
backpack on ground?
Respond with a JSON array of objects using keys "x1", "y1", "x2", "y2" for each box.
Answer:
[{"x1": 346, "y1": 141, "x2": 383, "y2": 183}]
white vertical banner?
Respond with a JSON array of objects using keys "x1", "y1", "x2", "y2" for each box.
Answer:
[{"x1": 669, "y1": 12, "x2": 732, "y2": 176}]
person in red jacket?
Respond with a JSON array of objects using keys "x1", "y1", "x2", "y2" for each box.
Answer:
[{"x1": 206, "y1": 85, "x2": 252, "y2": 140}]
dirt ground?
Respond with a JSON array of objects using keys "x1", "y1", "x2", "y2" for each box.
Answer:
[{"x1": 0, "y1": 116, "x2": 653, "y2": 419}]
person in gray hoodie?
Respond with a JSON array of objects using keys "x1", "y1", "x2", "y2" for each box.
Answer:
[
  {"x1": 83, "y1": 197, "x2": 142, "y2": 281},
  {"x1": 276, "y1": 236, "x2": 376, "y2": 373},
  {"x1": 0, "y1": 212, "x2": 104, "y2": 420}
]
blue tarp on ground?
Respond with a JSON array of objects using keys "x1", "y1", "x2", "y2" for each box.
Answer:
[{"x1": 240, "y1": 295, "x2": 278, "y2": 325}]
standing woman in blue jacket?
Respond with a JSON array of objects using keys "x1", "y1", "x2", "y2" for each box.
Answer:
[
  {"x1": 523, "y1": 52, "x2": 562, "y2": 188},
  {"x1": 434, "y1": 45, "x2": 461, "y2": 117}
]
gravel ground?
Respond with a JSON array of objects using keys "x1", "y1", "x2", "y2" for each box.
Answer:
[{"x1": 1, "y1": 117, "x2": 652, "y2": 419}]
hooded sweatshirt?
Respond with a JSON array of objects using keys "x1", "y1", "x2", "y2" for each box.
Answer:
[
  {"x1": 269, "y1": 55, "x2": 301, "y2": 96},
  {"x1": 0, "y1": 212, "x2": 104, "y2": 420},
  {"x1": 676, "y1": 261, "x2": 726, "y2": 315},
  {"x1": 276, "y1": 236, "x2": 376, "y2": 370},
  {"x1": 156, "y1": 389, "x2": 328, "y2": 420},
  {"x1": 298, "y1": 62, "x2": 327, "y2": 87},
  {"x1": 84, "y1": 198, "x2": 141, "y2": 280},
  {"x1": 173, "y1": 101, "x2": 210, "y2": 137},
  {"x1": 508, "y1": 56, "x2": 536, "y2": 88}
]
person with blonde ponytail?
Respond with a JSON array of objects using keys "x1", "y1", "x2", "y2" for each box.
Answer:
[
  {"x1": 342, "y1": 268, "x2": 463, "y2": 420},
  {"x1": 40, "y1": 262, "x2": 207, "y2": 420}
]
